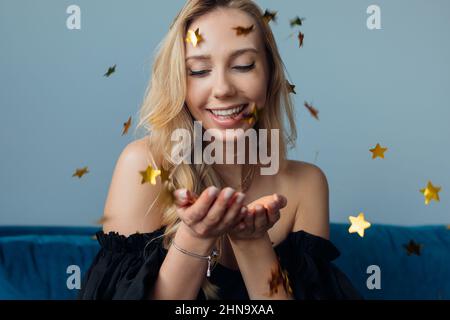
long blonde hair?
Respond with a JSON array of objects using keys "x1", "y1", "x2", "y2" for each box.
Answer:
[{"x1": 134, "y1": 0, "x2": 297, "y2": 299}]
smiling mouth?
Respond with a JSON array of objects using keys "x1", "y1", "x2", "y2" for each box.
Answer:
[{"x1": 206, "y1": 104, "x2": 248, "y2": 119}]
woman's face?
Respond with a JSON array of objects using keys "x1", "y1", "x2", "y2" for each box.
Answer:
[{"x1": 184, "y1": 7, "x2": 269, "y2": 137}]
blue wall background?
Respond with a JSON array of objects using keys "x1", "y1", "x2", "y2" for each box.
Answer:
[{"x1": 1, "y1": 0, "x2": 449, "y2": 226}]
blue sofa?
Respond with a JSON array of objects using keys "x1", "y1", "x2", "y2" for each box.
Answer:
[{"x1": 0, "y1": 224, "x2": 449, "y2": 299}]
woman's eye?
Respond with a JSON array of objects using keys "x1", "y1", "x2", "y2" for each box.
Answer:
[
  {"x1": 188, "y1": 62, "x2": 255, "y2": 77},
  {"x1": 189, "y1": 69, "x2": 210, "y2": 76},
  {"x1": 233, "y1": 62, "x2": 255, "y2": 71}
]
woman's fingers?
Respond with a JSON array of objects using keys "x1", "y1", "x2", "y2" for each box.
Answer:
[
  {"x1": 220, "y1": 192, "x2": 246, "y2": 230},
  {"x1": 173, "y1": 189, "x2": 195, "y2": 207},
  {"x1": 202, "y1": 187, "x2": 236, "y2": 227},
  {"x1": 273, "y1": 194, "x2": 287, "y2": 209},
  {"x1": 264, "y1": 194, "x2": 287, "y2": 213},
  {"x1": 175, "y1": 189, "x2": 287, "y2": 237},
  {"x1": 244, "y1": 207, "x2": 256, "y2": 233},
  {"x1": 265, "y1": 200, "x2": 280, "y2": 227},
  {"x1": 182, "y1": 186, "x2": 219, "y2": 223},
  {"x1": 260, "y1": 194, "x2": 285, "y2": 227},
  {"x1": 253, "y1": 204, "x2": 268, "y2": 231}
]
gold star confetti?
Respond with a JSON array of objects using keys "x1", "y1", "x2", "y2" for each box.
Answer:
[
  {"x1": 262, "y1": 9, "x2": 277, "y2": 24},
  {"x1": 233, "y1": 25, "x2": 254, "y2": 36},
  {"x1": 304, "y1": 101, "x2": 319, "y2": 120},
  {"x1": 185, "y1": 28, "x2": 203, "y2": 47},
  {"x1": 72, "y1": 166, "x2": 89, "y2": 178},
  {"x1": 139, "y1": 165, "x2": 161, "y2": 185},
  {"x1": 420, "y1": 181, "x2": 441, "y2": 205},
  {"x1": 403, "y1": 240, "x2": 423, "y2": 256},
  {"x1": 242, "y1": 103, "x2": 261, "y2": 125},
  {"x1": 286, "y1": 81, "x2": 296, "y2": 94},
  {"x1": 290, "y1": 16, "x2": 306, "y2": 27},
  {"x1": 298, "y1": 31, "x2": 305, "y2": 47},
  {"x1": 122, "y1": 116, "x2": 131, "y2": 136},
  {"x1": 369, "y1": 143, "x2": 388, "y2": 159},
  {"x1": 104, "y1": 64, "x2": 116, "y2": 77},
  {"x1": 348, "y1": 213, "x2": 371, "y2": 237},
  {"x1": 267, "y1": 258, "x2": 293, "y2": 297}
]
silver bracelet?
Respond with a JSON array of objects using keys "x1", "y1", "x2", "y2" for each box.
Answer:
[{"x1": 171, "y1": 241, "x2": 219, "y2": 277}]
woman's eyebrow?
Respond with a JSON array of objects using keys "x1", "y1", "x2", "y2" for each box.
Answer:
[{"x1": 185, "y1": 47, "x2": 258, "y2": 62}]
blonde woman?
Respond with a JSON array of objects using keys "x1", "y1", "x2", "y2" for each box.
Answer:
[{"x1": 79, "y1": 0, "x2": 360, "y2": 300}]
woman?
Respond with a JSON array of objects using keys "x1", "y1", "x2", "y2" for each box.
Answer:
[{"x1": 79, "y1": 0, "x2": 361, "y2": 300}]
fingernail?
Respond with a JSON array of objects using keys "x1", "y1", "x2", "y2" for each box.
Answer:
[
  {"x1": 177, "y1": 188, "x2": 188, "y2": 199},
  {"x1": 240, "y1": 206, "x2": 247, "y2": 215},
  {"x1": 255, "y1": 204, "x2": 263, "y2": 211},
  {"x1": 208, "y1": 186, "x2": 219, "y2": 198},
  {"x1": 235, "y1": 192, "x2": 245, "y2": 204},
  {"x1": 223, "y1": 187, "x2": 235, "y2": 201}
]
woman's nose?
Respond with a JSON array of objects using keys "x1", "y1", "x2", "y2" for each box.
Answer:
[{"x1": 212, "y1": 70, "x2": 236, "y2": 99}]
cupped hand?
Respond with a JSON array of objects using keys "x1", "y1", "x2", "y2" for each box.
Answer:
[
  {"x1": 173, "y1": 186, "x2": 248, "y2": 240},
  {"x1": 227, "y1": 194, "x2": 288, "y2": 241}
]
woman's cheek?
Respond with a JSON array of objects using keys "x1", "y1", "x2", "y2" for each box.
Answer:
[
  {"x1": 186, "y1": 83, "x2": 208, "y2": 112},
  {"x1": 238, "y1": 77, "x2": 267, "y2": 107}
]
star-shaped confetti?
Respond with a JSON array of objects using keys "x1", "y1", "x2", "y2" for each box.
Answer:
[
  {"x1": 369, "y1": 143, "x2": 388, "y2": 159},
  {"x1": 185, "y1": 28, "x2": 203, "y2": 47},
  {"x1": 139, "y1": 165, "x2": 161, "y2": 185},
  {"x1": 403, "y1": 240, "x2": 423, "y2": 256},
  {"x1": 348, "y1": 213, "x2": 371, "y2": 237},
  {"x1": 72, "y1": 166, "x2": 89, "y2": 178},
  {"x1": 262, "y1": 9, "x2": 277, "y2": 24},
  {"x1": 122, "y1": 116, "x2": 131, "y2": 136},
  {"x1": 290, "y1": 16, "x2": 306, "y2": 27},
  {"x1": 104, "y1": 64, "x2": 116, "y2": 77},
  {"x1": 267, "y1": 259, "x2": 293, "y2": 297},
  {"x1": 233, "y1": 25, "x2": 254, "y2": 36},
  {"x1": 242, "y1": 103, "x2": 261, "y2": 124},
  {"x1": 286, "y1": 81, "x2": 296, "y2": 94},
  {"x1": 298, "y1": 31, "x2": 305, "y2": 47},
  {"x1": 420, "y1": 181, "x2": 441, "y2": 205},
  {"x1": 304, "y1": 101, "x2": 319, "y2": 120}
]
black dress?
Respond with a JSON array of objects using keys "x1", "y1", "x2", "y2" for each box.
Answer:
[{"x1": 78, "y1": 226, "x2": 362, "y2": 300}]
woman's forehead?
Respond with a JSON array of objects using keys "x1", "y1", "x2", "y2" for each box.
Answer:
[{"x1": 185, "y1": 7, "x2": 263, "y2": 58}]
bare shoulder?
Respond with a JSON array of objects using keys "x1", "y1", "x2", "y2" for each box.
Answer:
[
  {"x1": 101, "y1": 137, "x2": 164, "y2": 237},
  {"x1": 284, "y1": 160, "x2": 330, "y2": 239},
  {"x1": 284, "y1": 160, "x2": 328, "y2": 189}
]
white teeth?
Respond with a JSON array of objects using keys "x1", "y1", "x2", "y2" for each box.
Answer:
[{"x1": 210, "y1": 105, "x2": 245, "y2": 117}]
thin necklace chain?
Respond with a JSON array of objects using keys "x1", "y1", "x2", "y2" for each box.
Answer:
[{"x1": 239, "y1": 164, "x2": 256, "y2": 193}]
